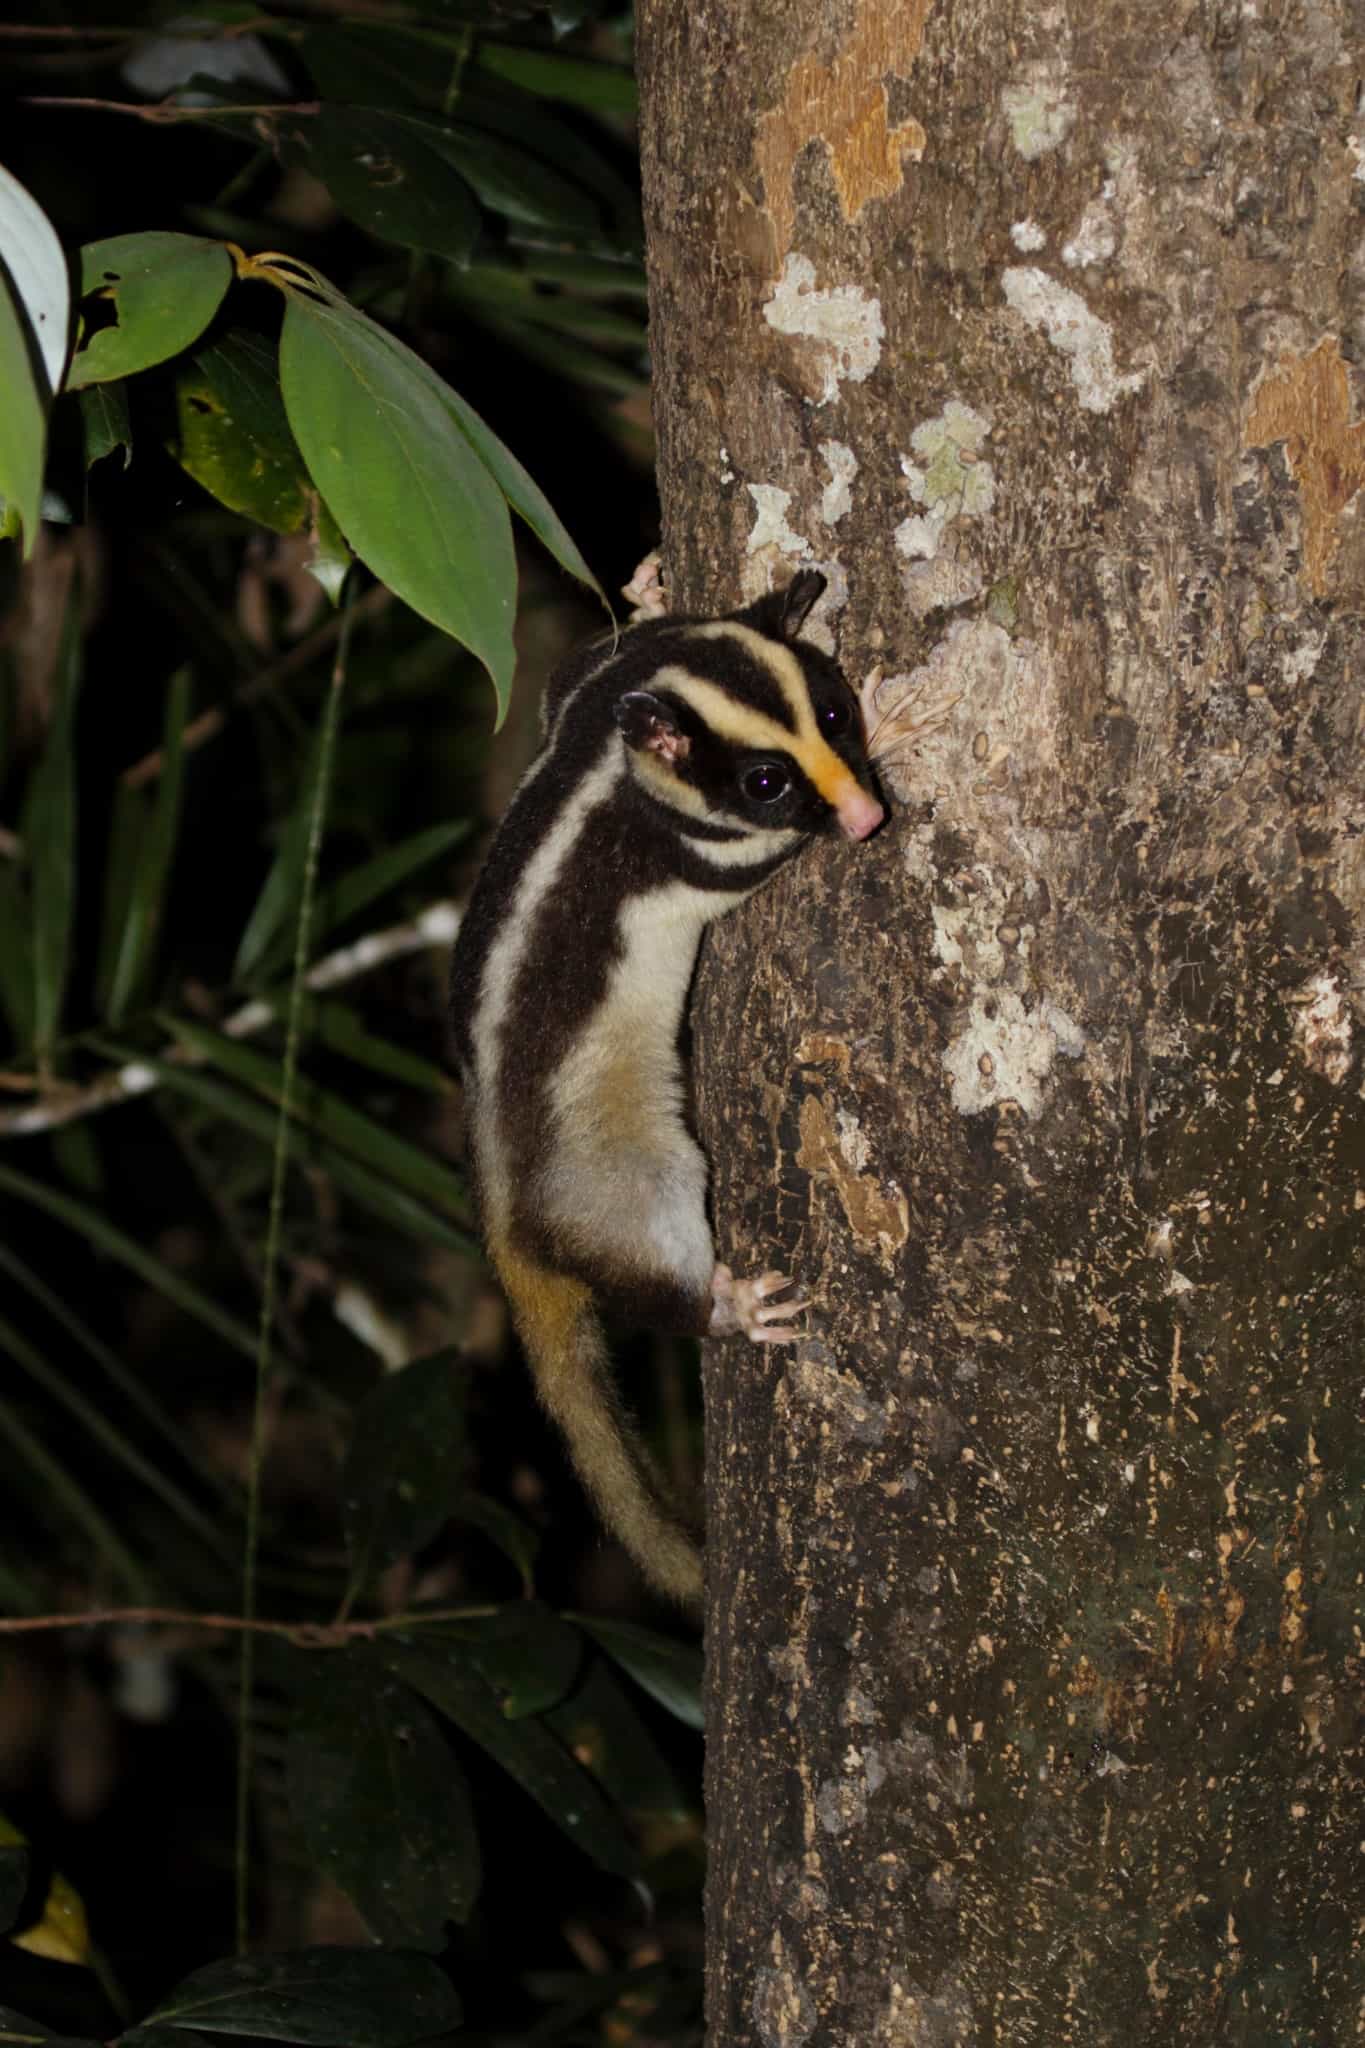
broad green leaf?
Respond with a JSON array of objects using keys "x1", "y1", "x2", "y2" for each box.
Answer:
[
  {"x1": 285, "y1": 1663, "x2": 479, "y2": 1948},
  {"x1": 278, "y1": 289, "x2": 517, "y2": 711},
  {"x1": 140, "y1": 1051, "x2": 474, "y2": 1254},
  {"x1": 78, "y1": 382, "x2": 131, "y2": 470},
  {"x1": 451, "y1": 1491, "x2": 538, "y2": 1594},
  {"x1": 418, "y1": 118, "x2": 601, "y2": 233},
  {"x1": 0, "y1": 2003, "x2": 51, "y2": 2043},
  {"x1": 305, "y1": 497, "x2": 351, "y2": 604},
  {"x1": 0, "y1": 1306, "x2": 221, "y2": 1551},
  {"x1": 281, "y1": 107, "x2": 480, "y2": 266},
  {"x1": 159, "y1": 1018, "x2": 471, "y2": 1224},
  {"x1": 24, "y1": 581, "x2": 83, "y2": 1062},
  {"x1": 0, "y1": 1845, "x2": 28, "y2": 1934},
  {"x1": 106, "y1": 667, "x2": 190, "y2": 1023},
  {"x1": 448, "y1": 78, "x2": 641, "y2": 229},
  {"x1": 0, "y1": 165, "x2": 69, "y2": 397},
  {"x1": 0, "y1": 864, "x2": 35, "y2": 1050},
  {"x1": 151, "y1": 1942, "x2": 461, "y2": 2042},
  {"x1": 300, "y1": 23, "x2": 451, "y2": 109},
  {"x1": 171, "y1": 333, "x2": 310, "y2": 533},
  {"x1": 66, "y1": 234, "x2": 232, "y2": 390},
  {"x1": 341, "y1": 1349, "x2": 471, "y2": 1588},
  {"x1": 263, "y1": 817, "x2": 470, "y2": 973},
  {"x1": 575, "y1": 1616, "x2": 703, "y2": 1731},
  {"x1": 545, "y1": 1655, "x2": 685, "y2": 1818},
  {"x1": 234, "y1": 722, "x2": 326, "y2": 982},
  {"x1": 386, "y1": 1641, "x2": 638, "y2": 1877},
  {"x1": 419, "y1": 1603, "x2": 581, "y2": 1718},
  {"x1": 476, "y1": 44, "x2": 637, "y2": 114},
  {"x1": 0, "y1": 1158, "x2": 259, "y2": 1362},
  {"x1": 0, "y1": 277, "x2": 45, "y2": 560}
]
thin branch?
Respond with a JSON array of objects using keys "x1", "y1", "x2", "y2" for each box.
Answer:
[
  {"x1": 0, "y1": 898, "x2": 461, "y2": 1138},
  {"x1": 0, "y1": 1604, "x2": 496, "y2": 1645},
  {"x1": 123, "y1": 583, "x2": 392, "y2": 791},
  {"x1": 20, "y1": 95, "x2": 319, "y2": 122}
]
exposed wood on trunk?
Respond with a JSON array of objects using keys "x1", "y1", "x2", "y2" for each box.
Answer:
[{"x1": 638, "y1": 0, "x2": 1365, "y2": 2038}]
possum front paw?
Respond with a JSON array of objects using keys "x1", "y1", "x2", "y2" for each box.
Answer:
[{"x1": 708, "y1": 1263, "x2": 808, "y2": 1345}]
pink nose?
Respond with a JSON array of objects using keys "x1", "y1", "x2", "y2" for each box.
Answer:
[{"x1": 836, "y1": 788, "x2": 885, "y2": 841}]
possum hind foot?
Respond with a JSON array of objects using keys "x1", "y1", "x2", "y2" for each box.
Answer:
[{"x1": 708, "y1": 1263, "x2": 808, "y2": 1344}]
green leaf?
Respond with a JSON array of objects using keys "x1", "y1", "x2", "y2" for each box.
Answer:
[
  {"x1": 476, "y1": 44, "x2": 637, "y2": 115},
  {"x1": 0, "y1": 1304, "x2": 221, "y2": 1552},
  {"x1": 150, "y1": 1942, "x2": 461, "y2": 2043},
  {"x1": 419, "y1": 1603, "x2": 581, "y2": 1718},
  {"x1": 94, "y1": 783, "x2": 142, "y2": 1021},
  {"x1": 24, "y1": 580, "x2": 83, "y2": 1062},
  {"x1": 306, "y1": 1000, "x2": 455, "y2": 1097},
  {"x1": 450, "y1": 1491, "x2": 538, "y2": 1594},
  {"x1": 0, "y1": 1235, "x2": 229, "y2": 1505},
  {"x1": 234, "y1": 722, "x2": 326, "y2": 982},
  {"x1": 0, "y1": 1158, "x2": 260, "y2": 1363},
  {"x1": 342, "y1": 1349, "x2": 471, "y2": 1588},
  {"x1": 0, "y1": 864, "x2": 35, "y2": 1051},
  {"x1": 0, "y1": 1846, "x2": 28, "y2": 1934},
  {"x1": 171, "y1": 333, "x2": 311, "y2": 534},
  {"x1": 386, "y1": 1640, "x2": 638, "y2": 1877},
  {"x1": 278, "y1": 288, "x2": 517, "y2": 713},
  {"x1": 285, "y1": 1663, "x2": 480, "y2": 1948},
  {"x1": 0, "y1": 274, "x2": 46, "y2": 560},
  {"x1": 545, "y1": 1655, "x2": 685, "y2": 1818},
  {"x1": 78, "y1": 382, "x2": 131, "y2": 471},
  {"x1": 265, "y1": 817, "x2": 470, "y2": 972},
  {"x1": 306, "y1": 497, "x2": 351, "y2": 605},
  {"x1": 139, "y1": 1051, "x2": 474, "y2": 1255},
  {"x1": 106, "y1": 667, "x2": 190, "y2": 1023},
  {"x1": 281, "y1": 106, "x2": 481, "y2": 266},
  {"x1": 575, "y1": 1616, "x2": 704, "y2": 1731},
  {"x1": 510, "y1": 247, "x2": 648, "y2": 296},
  {"x1": 419, "y1": 117, "x2": 601, "y2": 232},
  {"x1": 66, "y1": 234, "x2": 233, "y2": 390},
  {"x1": 159, "y1": 1018, "x2": 471, "y2": 1225},
  {"x1": 0, "y1": 1385, "x2": 150, "y2": 1595},
  {"x1": 0, "y1": 2002, "x2": 52, "y2": 2043}
]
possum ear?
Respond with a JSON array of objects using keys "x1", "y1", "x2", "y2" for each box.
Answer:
[
  {"x1": 742, "y1": 569, "x2": 828, "y2": 644},
  {"x1": 615, "y1": 690, "x2": 691, "y2": 763}
]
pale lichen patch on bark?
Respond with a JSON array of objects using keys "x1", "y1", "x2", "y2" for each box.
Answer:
[
  {"x1": 1243, "y1": 337, "x2": 1365, "y2": 597},
  {"x1": 751, "y1": 0, "x2": 933, "y2": 274},
  {"x1": 818, "y1": 439, "x2": 857, "y2": 524},
  {"x1": 745, "y1": 482, "x2": 813, "y2": 564},
  {"x1": 1001, "y1": 266, "x2": 1146, "y2": 413},
  {"x1": 941, "y1": 990, "x2": 1085, "y2": 1117},
  {"x1": 1010, "y1": 218, "x2": 1046, "y2": 251},
  {"x1": 1000, "y1": 66, "x2": 1076, "y2": 160},
  {"x1": 762, "y1": 253, "x2": 885, "y2": 405},
  {"x1": 1287, "y1": 970, "x2": 1353, "y2": 1085}
]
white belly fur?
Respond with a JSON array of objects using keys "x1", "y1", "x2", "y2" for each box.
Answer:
[{"x1": 541, "y1": 881, "x2": 743, "y2": 1294}]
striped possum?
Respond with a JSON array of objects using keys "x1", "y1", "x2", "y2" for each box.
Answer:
[{"x1": 449, "y1": 569, "x2": 883, "y2": 1605}]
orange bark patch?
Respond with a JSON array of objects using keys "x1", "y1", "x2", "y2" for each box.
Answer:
[
  {"x1": 1244, "y1": 337, "x2": 1365, "y2": 597},
  {"x1": 753, "y1": 0, "x2": 934, "y2": 272},
  {"x1": 796, "y1": 1093, "x2": 909, "y2": 1265}
]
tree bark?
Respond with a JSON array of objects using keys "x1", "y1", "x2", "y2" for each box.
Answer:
[{"x1": 637, "y1": 0, "x2": 1365, "y2": 2039}]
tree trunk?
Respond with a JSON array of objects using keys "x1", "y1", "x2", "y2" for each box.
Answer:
[{"x1": 637, "y1": 0, "x2": 1365, "y2": 2039}]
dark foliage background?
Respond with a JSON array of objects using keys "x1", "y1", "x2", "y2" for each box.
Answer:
[{"x1": 0, "y1": 7, "x2": 702, "y2": 2043}]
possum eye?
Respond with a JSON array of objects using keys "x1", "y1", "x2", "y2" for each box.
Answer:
[
  {"x1": 818, "y1": 697, "x2": 852, "y2": 737},
  {"x1": 741, "y1": 760, "x2": 792, "y2": 803}
]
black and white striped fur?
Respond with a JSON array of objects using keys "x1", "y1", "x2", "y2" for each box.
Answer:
[{"x1": 449, "y1": 570, "x2": 883, "y2": 1606}]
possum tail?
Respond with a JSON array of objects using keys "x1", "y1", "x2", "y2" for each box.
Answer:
[{"x1": 497, "y1": 1245, "x2": 703, "y2": 1610}]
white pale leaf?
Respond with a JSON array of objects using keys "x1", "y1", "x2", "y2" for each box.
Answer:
[{"x1": 0, "y1": 163, "x2": 70, "y2": 398}]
